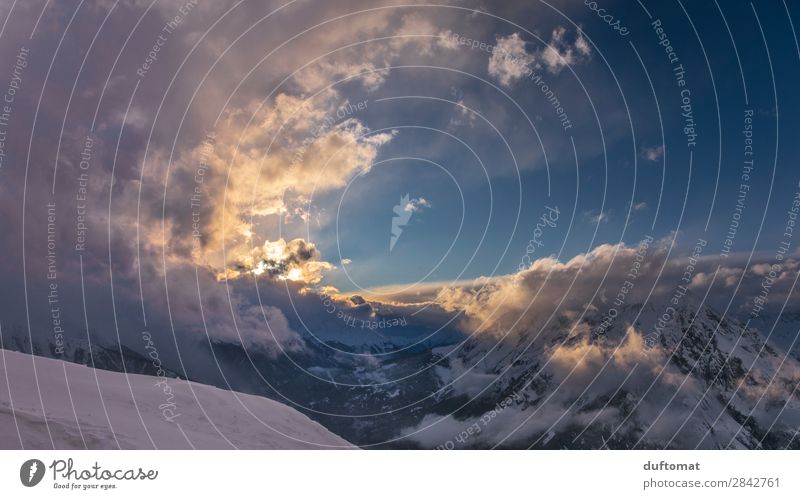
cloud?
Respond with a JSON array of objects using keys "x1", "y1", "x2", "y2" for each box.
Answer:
[
  {"x1": 209, "y1": 298, "x2": 306, "y2": 353},
  {"x1": 448, "y1": 99, "x2": 478, "y2": 128},
  {"x1": 541, "y1": 26, "x2": 591, "y2": 74},
  {"x1": 397, "y1": 240, "x2": 800, "y2": 448},
  {"x1": 585, "y1": 209, "x2": 611, "y2": 225},
  {"x1": 0, "y1": 0, "x2": 479, "y2": 354},
  {"x1": 390, "y1": 12, "x2": 460, "y2": 55},
  {"x1": 162, "y1": 90, "x2": 396, "y2": 274},
  {"x1": 488, "y1": 33, "x2": 535, "y2": 87},
  {"x1": 400, "y1": 238, "x2": 800, "y2": 356},
  {"x1": 404, "y1": 196, "x2": 431, "y2": 213},
  {"x1": 218, "y1": 238, "x2": 334, "y2": 284},
  {"x1": 641, "y1": 144, "x2": 665, "y2": 161},
  {"x1": 291, "y1": 9, "x2": 460, "y2": 93},
  {"x1": 488, "y1": 28, "x2": 591, "y2": 87}
]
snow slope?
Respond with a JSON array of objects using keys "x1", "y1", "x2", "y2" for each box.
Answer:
[{"x1": 0, "y1": 348, "x2": 352, "y2": 449}]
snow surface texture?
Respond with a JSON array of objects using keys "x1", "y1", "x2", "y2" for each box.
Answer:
[{"x1": 0, "y1": 348, "x2": 352, "y2": 449}]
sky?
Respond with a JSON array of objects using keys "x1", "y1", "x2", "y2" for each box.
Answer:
[{"x1": 0, "y1": 0, "x2": 799, "y2": 364}]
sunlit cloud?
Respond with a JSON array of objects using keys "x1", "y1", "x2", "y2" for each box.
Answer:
[
  {"x1": 488, "y1": 27, "x2": 591, "y2": 87},
  {"x1": 488, "y1": 33, "x2": 534, "y2": 87},
  {"x1": 218, "y1": 238, "x2": 334, "y2": 284}
]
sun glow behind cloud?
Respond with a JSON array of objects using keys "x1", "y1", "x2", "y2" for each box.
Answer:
[{"x1": 217, "y1": 238, "x2": 334, "y2": 284}]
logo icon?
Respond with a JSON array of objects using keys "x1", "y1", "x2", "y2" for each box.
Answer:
[
  {"x1": 390, "y1": 194, "x2": 429, "y2": 252},
  {"x1": 20, "y1": 459, "x2": 45, "y2": 487},
  {"x1": 390, "y1": 194, "x2": 412, "y2": 252}
]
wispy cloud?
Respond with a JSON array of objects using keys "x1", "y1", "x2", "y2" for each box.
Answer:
[
  {"x1": 585, "y1": 209, "x2": 611, "y2": 225},
  {"x1": 641, "y1": 144, "x2": 664, "y2": 161},
  {"x1": 488, "y1": 28, "x2": 591, "y2": 87}
]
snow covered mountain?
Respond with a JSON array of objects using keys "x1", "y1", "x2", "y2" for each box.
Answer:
[
  {"x1": 750, "y1": 310, "x2": 800, "y2": 362},
  {"x1": 2, "y1": 334, "x2": 183, "y2": 379},
  {"x1": 200, "y1": 296, "x2": 800, "y2": 449},
  {"x1": 400, "y1": 300, "x2": 800, "y2": 449},
  {"x1": 0, "y1": 348, "x2": 352, "y2": 449}
]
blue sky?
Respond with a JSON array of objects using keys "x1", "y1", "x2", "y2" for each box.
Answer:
[{"x1": 255, "y1": 0, "x2": 800, "y2": 291}]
